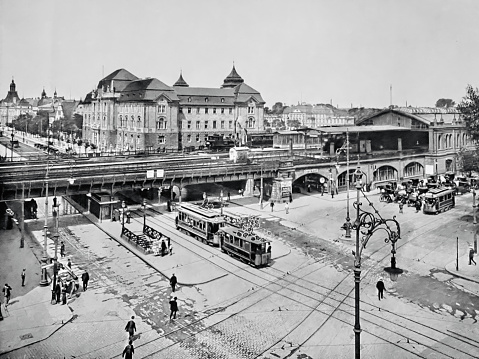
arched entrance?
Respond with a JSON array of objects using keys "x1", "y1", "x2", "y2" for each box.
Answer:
[
  {"x1": 373, "y1": 165, "x2": 398, "y2": 185},
  {"x1": 293, "y1": 173, "x2": 329, "y2": 193},
  {"x1": 337, "y1": 169, "x2": 357, "y2": 192}
]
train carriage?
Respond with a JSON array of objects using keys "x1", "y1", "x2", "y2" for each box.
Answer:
[
  {"x1": 422, "y1": 188, "x2": 455, "y2": 214},
  {"x1": 218, "y1": 226, "x2": 271, "y2": 267},
  {"x1": 175, "y1": 203, "x2": 225, "y2": 245}
]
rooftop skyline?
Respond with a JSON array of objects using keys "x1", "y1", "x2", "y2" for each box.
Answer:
[{"x1": 1, "y1": 0, "x2": 478, "y2": 109}]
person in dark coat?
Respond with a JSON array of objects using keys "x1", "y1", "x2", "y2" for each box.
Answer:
[
  {"x1": 55, "y1": 282, "x2": 61, "y2": 303},
  {"x1": 415, "y1": 199, "x2": 422, "y2": 213},
  {"x1": 161, "y1": 239, "x2": 167, "y2": 257},
  {"x1": 469, "y1": 246, "x2": 477, "y2": 265},
  {"x1": 122, "y1": 340, "x2": 134, "y2": 359},
  {"x1": 61, "y1": 284, "x2": 68, "y2": 305},
  {"x1": 60, "y1": 241, "x2": 65, "y2": 257},
  {"x1": 81, "y1": 270, "x2": 90, "y2": 291},
  {"x1": 2, "y1": 284, "x2": 12, "y2": 306},
  {"x1": 170, "y1": 274, "x2": 177, "y2": 292},
  {"x1": 67, "y1": 258, "x2": 72, "y2": 269},
  {"x1": 21, "y1": 269, "x2": 26, "y2": 286},
  {"x1": 169, "y1": 297, "x2": 178, "y2": 320},
  {"x1": 376, "y1": 278, "x2": 385, "y2": 301},
  {"x1": 125, "y1": 316, "x2": 136, "y2": 340},
  {"x1": 270, "y1": 201, "x2": 274, "y2": 212}
]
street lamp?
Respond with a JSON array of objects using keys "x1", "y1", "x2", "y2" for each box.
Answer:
[
  {"x1": 10, "y1": 129, "x2": 14, "y2": 162},
  {"x1": 51, "y1": 202, "x2": 60, "y2": 304},
  {"x1": 220, "y1": 190, "x2": 224, "y2": 216},
  {"x1": 39, "y1": 137, "x2": 52, "y2": 287},
  {"x1": 337, "y1": 128, "x2": 351, "y2": 238},
  {"x1": 351, "y1": 165, "x2": 402, "y2": 359},
  {"x1": 121, "y1": 201, "x2": 126, "y2": 233},
  {"x1": 142, "y1": 198, "x2": 146, "y2": 228}
]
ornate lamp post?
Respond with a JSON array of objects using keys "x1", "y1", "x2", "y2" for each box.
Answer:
[
  {"x1": 473, "y1": 189, "x2": 477, "y2": 253},
  {"x1": 51, "y1": 201, "x2": 60, "y2": 303},
  {"x1": 142, "y1": 198, "x2": 147, "y2": 228},
  {"x1": 351, "y1": 165, "x2": 402, "y2": 359},
  {"x1": 39, "y1": 136, "x2": 51, "y2": 287}
]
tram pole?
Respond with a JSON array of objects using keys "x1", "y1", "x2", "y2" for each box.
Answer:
[{"x1": 473, "y1": 189, "x2": 477, "y2": 253}]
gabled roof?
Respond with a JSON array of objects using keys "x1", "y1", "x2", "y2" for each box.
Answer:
[
  {"x1": 101, "y1": 68, "x2": 138, "y2": 82},
  {"x1": 357, "y1": 107, "x2": 461, "y2": 126},
  {"x1": 118, "y1": 78, "x2": 178, "y2": 102}
]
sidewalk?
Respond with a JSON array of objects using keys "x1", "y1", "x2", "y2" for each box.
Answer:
[
  {"x1": 445, "y1": 253, "x2": 479, "y2": 284},
  {"x1": 0, "y1": 227, "x2": 72, "y2": 355}
]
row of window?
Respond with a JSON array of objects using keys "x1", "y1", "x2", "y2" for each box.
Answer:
[
  {"x1": 116, "y1": 117, "x2": 256, "y2": 131},
  {"x1": 180, "y1": 107, "x2": 235, "y2": 115}
]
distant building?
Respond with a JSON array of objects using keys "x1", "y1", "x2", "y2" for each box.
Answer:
[
  {"x1": 282, "y1": 103, "x2": 354, "y2": 129},
  {"x1": 79, "y1": 66, "x2": 265, "y2": 152}
]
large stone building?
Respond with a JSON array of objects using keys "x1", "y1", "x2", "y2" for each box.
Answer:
[
  {"x1": 282, "y1": 103, "x2": 354, "y2": 129},
  {"x1": 80, "y1": 66, "x2": 265, "y2": 152}
]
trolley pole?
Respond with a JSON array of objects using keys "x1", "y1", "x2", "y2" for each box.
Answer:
[{"x1": 456, "y1": 236, "x2": 459, "y2": 271}]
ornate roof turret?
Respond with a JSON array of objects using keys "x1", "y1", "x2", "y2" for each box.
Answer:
[
  {"x1": 10, "y1": 79, "x2": 16, "y2": 93},
  {"x1": 173, "y1": 71, "x2": 189, "y2": 87},
  {"x1": 221, "y1": 64, "x2": 244, "y2": 88},
  {"x1": 41, "y1": 88, "x2": 47, "y2": 98}
]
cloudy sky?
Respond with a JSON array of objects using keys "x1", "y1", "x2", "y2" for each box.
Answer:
[{"x1": 1, "y1": 0, "x2": 478, "y2": 109}]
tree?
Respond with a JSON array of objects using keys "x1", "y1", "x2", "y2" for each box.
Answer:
[
  {"x1": 435, "y1": 98, "x2": 455, "y2": 108},
  {"x1": 272, "y1": 102, "x2": 285, "y2": 115},
  {"x1": 457, "y1": 85, "x2": 479, "y2": 142}
]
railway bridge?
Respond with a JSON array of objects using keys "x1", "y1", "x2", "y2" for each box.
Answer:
[{"x1": 0, "y1": 148, "x2": 435, "y2": 202}]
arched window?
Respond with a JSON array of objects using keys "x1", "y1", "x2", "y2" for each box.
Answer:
[
  {"x1": 404, "y1": 162, "x2": 423, "y2": 177},
  {"x1": 374, "y1": 165, "x2": 397, "y2": 182},
  {"x1": 248, "y1": 117, "x2": 255, "y2": 128},
  {"x1": 157, "y1": 117, "x2": 166, "y2": 130}
]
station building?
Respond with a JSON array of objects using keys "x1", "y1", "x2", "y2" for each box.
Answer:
[
  {"x1": 79, "y1": 66, "x2": 265, "y2": 152},
  {"x1": 273, "y1": 106, "x2": 474, "y2": 191}
]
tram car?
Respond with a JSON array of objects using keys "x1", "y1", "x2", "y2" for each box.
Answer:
[
  {"x1": 247, "y1": 133, "x2": 274, "y2": 148},
  {"x1": 175, "y1": 203, "x2": 225, "y2": 245},
  {"x1": 422, "y1": 188, "x2": 455, "y2": 214},
  {"x1": 218, "y1": 226, "x2": 272, "y2": 267}
]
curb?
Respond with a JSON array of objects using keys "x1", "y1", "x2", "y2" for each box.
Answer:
[{"x1": 444, "y1": 261, "x2": 479, "y2": 284}]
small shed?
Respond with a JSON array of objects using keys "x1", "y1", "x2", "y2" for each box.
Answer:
[{"x1": 229, "y1": 147, "x2": 250, "y2": 163}]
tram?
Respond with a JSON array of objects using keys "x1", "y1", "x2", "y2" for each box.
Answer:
[
  {"x1": 175, "y1": 203, "x2": 225, "y2": 245},
  {"x1": 218, "y1": 226, "x2": 272, "y2": 267},
  {"x1": 422, "y1": 188, "x2": 455, "y2": 214}
]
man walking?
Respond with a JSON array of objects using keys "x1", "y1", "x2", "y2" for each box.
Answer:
[
  {"x1": 376, "y1": 278, "x2": 385, "y2": 301},
  {"x1": 2, "y1": 284, "x2": 12, "y2": 306},
  {"x1": 469, "y1": 246, "x2": 477, "y2": 265},
  {"x1": 270, "y1": 201, "x2": 274, "y2": 212},
  {"x1": 125, "y1": 316, "x2": 137, "y2": 340},
  {"x1": 169, "y1": 297, "x2": 178, "y2": 320},
  {"x1": 399, "y1": 201, "x2": 404, "y2": 214},
  {"x1": 170, "y1": 274, "x2": 177, "y2": 292},
  {"x1": 82, "y1": 270, "x2": 90, "y2": 291},
  {"x1": 21, "y1": 269, "x2": 26, "y2": 286},
  {"x1": 122, "y1": 340, "x2": 134, "y2": 359},
  {"x1": 285, "y1": 202, "x2": 289, "y2": 214}
]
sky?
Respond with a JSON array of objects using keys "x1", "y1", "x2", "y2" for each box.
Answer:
[{"x1": 1, "y1": 0, "x2": 478, "y2": 109}]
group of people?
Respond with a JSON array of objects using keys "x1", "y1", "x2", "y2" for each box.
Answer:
[{"x1": 121, "y1": 274, "x2": 180, "y2": 358}]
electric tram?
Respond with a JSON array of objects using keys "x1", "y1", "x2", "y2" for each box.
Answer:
[
  {"x1": 422, "y1": 188, "x2": 455, "y2": 214},
  {"x1": 218, "y1": 226, "x2": 272, "y2": 267},
  {"x1": 175, "y1": 203, "x2": 225, "y2": 245}
]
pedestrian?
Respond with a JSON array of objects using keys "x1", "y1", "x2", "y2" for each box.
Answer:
[
  {"x1": 2, "y1": 284, "x2": 12, "y2": 306},
  {"x1": 170, "y1": 274, "x2": 177, "y2": 292},
  {"x1": 122, "y1": 340, "x2": 134, "y2": 359},
  {"x1": 125, "y1": 316, "x2": 136, "y2": 340},
  {"x1": 415, "y1": 199, "x2": 422, "y2": 213},
  {"x1": 61, "y1": 283, "x2": 67, "y2": 305},
  {"x1": 169, "y1": 296, "x2": 178, "y2": 320},
  {"x1": 161, "y1": 239, "x2": 167, "y2": 257},
  {"x1": 126, "y1": 210, "x2": 131, "y2": 224},
  {"x1": 285, "y1": 202, "x2": 289, "y2": 214},
  {"x1": 21, "y1": 269, "x2": 26, "y2": 286},
  {"x1": 307, "y1": 184, "x2": 311, "y2": 193},
  {"x1": 376, "y1": 278, "x2": 385, "y2": 301},
  {"x1": 469, "y1": 246, "x2": 477, "y2": 265},
  {"x1": 82, "y1": 270, "x2": 90, "y2": 291},
  {"x1": 289, "y1": 192, "x2": 293, "y2": 203},
  {"x1": 60, "y1": 241, "x2": 65, "y2": 257},
  {"x1": 168, "y1": 242, "x2": 173, "y2": 256},
  {"x1": 227, "y1": 191, "x2": 231, "y2": 202},
  {"x1": 67, "y1": 258, "x2": 72, "y2": 269},
  {"x1": 270, "y1": 201, "x2": 274, "y2": 212},
  {"x1": 55, "y1": 282, "x2": 61, "y2": 303},
  {"x1": 399, "y1": 201, "x2": 404, "y2": 214}
]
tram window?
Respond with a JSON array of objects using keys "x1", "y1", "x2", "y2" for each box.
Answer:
[
  {"x1": 244, "y1": 242, "x2": 250, "y2": 252},
  {"x1": 251, "y1": 243, "x2": 257, "y2": 253},
  {"x1": 239, "y1": 238, "x2": 243, "y2": 248},
  {"x1": 234, "y1": 237, "x2": 240, "y2": 246}
]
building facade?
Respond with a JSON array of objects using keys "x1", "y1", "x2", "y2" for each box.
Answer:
[
  {"x1": 282, "y1": 103, "x2": 354, "y2": 129},
  {"x1": 80, "y1": 66, "x2": 265, "y2": 152}
]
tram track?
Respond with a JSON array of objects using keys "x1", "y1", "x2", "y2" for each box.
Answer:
[
  {"x1": 128, "y1": 210, "x2": 479, "y2": 358},
  {"x1": 126, "y1": 198, "x2": 479, "y2": 358}
]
